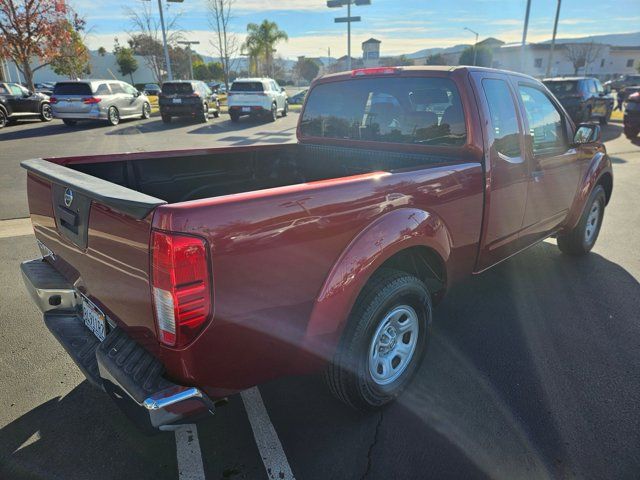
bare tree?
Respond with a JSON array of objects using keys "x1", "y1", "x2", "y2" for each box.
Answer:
[
  {"x1": 125, "y1": 0, "x2": 182, "y2": 83},
  {"x1": 207, "y1": 0, "x2": 239, "y2": 90},
  {"x1": 563, "y1": 42, "x2": 604, "y2": 75}
]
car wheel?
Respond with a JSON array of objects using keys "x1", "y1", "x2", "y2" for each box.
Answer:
[
  {"x1": 282, "y1": 102, "x2": 288, "y2": 117},
  {"x1": 624, "y1": 127, "x2": 639, "y2": 138},
  {"x1": 62, "y1": 119, "x2": 77, "y2": 127},
  {"x1": 40, "y1": 103, "x2": 53, "y2": 122},
  {"x1": 200, "y1": 103, "x2": 209, "y2": 123},
  {"x1": 0, "y1": 109, "x2": 7, "y2": 129},
  {"x1": 161, "y1": 114, "x2": 172, "y2": 124},
  {"x1": 107, "y1": 106, "x2": 120, "y2": 126},
  {"x1": 269, "y1": 103, "x2": 277, "y2": 122},
  {"x1": 324, "y1": 269, "x2": 432, "y2": 410},
  {"x1": 557, "y1": 185, "x2": 606, "y2": 256},
  {"x1": 230, "y1": 112, "x2": 240, "y2": 123},
  {"x1": 141, "y1": 102, "x2": 151, "y2": 120}
]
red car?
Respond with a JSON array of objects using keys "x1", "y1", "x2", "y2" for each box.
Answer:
[{"x1": 21, "y1": 66, "x2": 612, "y2": 431}]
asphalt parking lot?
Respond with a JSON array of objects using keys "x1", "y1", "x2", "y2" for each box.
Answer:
[{"x1": 1, "y1": 115, "x2": 639, "y2": 480}]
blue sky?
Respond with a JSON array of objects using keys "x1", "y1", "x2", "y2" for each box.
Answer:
[{"x1": 72, "y1": 0, "x2": 640, "y2": 59}]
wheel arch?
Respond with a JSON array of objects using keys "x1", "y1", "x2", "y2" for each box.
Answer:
[{"x1": 302, "y1": 207, "x2": 451, "y2": 363}]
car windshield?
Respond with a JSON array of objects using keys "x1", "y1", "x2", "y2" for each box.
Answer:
[
  {"x1": 53, "y1": 83, "x2": 93, "y2": 95},
  {"x1": 544, "y1": 81, "x2": 578, "y2": 95},
  {"x1": 162, "y1": 83, "x2": 194, "y2": 95},
  {"x1": 300, "y1": 76, "x2": 466, "y2": 146},
  {"x1": 231, "y1": 81, "x2": 264, "y2": 92}
]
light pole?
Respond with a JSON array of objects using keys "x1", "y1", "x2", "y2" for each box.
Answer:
[
  {"x1": 521, "y1": 0, "x2": 532, "y2": 73},
  {"x1": 143, "y1": 0, "x2": 184, "y2": 81},
  {"x1": 327, "y1": 0, "x2": 371, "y2": 71},
  {"x1": 546, "y1": 0, "x2": 562, "y2": 78},
  {"x1": 464, "y1": 27, "x2": 479, "y2": 66},
  {"x1": 178, "y1": 40, "x2": 200, "y2": 79}
]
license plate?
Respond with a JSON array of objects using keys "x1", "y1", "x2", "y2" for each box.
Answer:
[
  {"x1": 82, "y1": 295, "x2": 106, "y2": 341},
  {"x1": 242, "y1": 107, "x2": 250, "y2": 112},
  {"x1": 173, "y1": 98, "x2": 182, "y2": 104}
]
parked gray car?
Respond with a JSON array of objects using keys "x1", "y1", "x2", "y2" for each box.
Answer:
[{"x1": 51, "y1": 80, "x2": 151, "y2": 126}]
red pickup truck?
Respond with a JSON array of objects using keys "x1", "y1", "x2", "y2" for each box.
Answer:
[{"x1": 21, "y1": 66, "x2": 612, "y2": 431}]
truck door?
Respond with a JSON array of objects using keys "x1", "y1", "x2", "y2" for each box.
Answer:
[
  {"x1": 515, "y1": 81, "x2": 583, "y2": 245},
  {"x1": 471, "y1": 71, "x2": 529, "y2": 271}
]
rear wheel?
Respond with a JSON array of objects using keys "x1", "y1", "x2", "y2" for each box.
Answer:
[
  {"x1": 40, "y1": 103, "x2": 53, "y2": 122},
  {"x1": 0, "y1": 109, "x2": 7, "y2": 129},
  {"x1": 624, "y1": 127, "x2": 639, "y2": 138},
  {"x1": 161, "y1": 114, "x2": 172, "y2": 124},
  {"x1": 200, "y1": 103, "x2": 209, "y2": 123},
  {"x1": 141, "y1": 102, "x2": 151, "y2": 119},
  {"x1": 324, "y1": 269, "x2": 432, "y2": 410},
  {"x1": 107, "y1": 106, "x2": 120, "y2": 126},
  {"x1": 230, "y1": 111, "x2": 240, "y2": 123},
  {"x1": 557, "y1": 185, "x2": 606, "y2": 256},
  {"x1": 269, "y1": 102, "x2": 277, "y2": 122},
  {"x1": 62, "y1": 119, "x2": 77, "y2": 127}
]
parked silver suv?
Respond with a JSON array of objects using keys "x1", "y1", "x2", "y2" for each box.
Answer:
[{"x1": 51, "y1": 80, "x2": 151, "y2": 126}]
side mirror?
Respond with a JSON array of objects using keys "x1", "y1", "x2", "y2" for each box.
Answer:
[
  {"x1": 573, "y1": 123, "x2": 601, "y2": 145},
  {"x1": 26, "y1": 90, "x2": 33, "y2": 97},
  {"x1": 280, "y1": 87, "x2": 286, "y2": 93}
]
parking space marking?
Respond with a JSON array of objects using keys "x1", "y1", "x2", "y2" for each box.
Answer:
[
  {"x1": 0, "y1": 218, "x2": 33, "y2": 238},
  {"x1": 241, "y1": 387, "x2": 296, "y2": 480},
  {"x1": 174, "y1": 424, "x2": 206, "y2": 480}
]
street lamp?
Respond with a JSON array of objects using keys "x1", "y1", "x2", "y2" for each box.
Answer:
[
  {"x1": 327, "y1": 0, "x2": 371, "y2": 71},
  {"x1": 143, "y1": 0, "x2": 184, "y2": 81},
  {"x1": 178, "y1": 40, "x2": 200, "y2": 79},
  {"x1": 463, "y1": 27, "x2": 479, "y2": 66}
]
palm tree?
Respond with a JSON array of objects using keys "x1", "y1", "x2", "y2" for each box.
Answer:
[{"x1": 243, "y1": 20, "x2": 288, "y2": 77}]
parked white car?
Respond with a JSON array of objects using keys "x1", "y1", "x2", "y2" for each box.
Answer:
[{"x1": 227, "y1": 78, "x2": 288, "y2": 122}]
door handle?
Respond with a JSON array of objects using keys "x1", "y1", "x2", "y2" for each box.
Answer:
[{"x1": 532, "y1": 171, "x2": 544, "y2": 182}]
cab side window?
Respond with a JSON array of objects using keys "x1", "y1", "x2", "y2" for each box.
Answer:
[
  {"x1": 481, "y1": 78, "x2": 521, "y2": 158},
  {"x1": 518, "y1": 85, "x2": 567, "y2": 156},
  {"x1": 9, "y1": 84, "x2": 24, "y2": 96}
]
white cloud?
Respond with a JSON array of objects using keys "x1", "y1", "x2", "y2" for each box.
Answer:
[{"x1": 234, "y1": 0, "x2": 328, "y2": 12}]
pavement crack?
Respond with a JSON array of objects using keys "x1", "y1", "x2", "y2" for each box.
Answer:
[{"x1": 360, "y1": 410, "x2": 384, "y2": 480}]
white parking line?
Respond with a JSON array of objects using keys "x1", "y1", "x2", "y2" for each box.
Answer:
[
  {"x1": 241, "y1": 387, "x2": 296, "y2": 480},
  {"x1": 174, "y1": 424, "x2": 206, "y2": 480}
]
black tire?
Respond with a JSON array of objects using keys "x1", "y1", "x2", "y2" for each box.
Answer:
[
  {"x1": 624, "y1": 127, "x2": 639, "y2": 138},
  {"x1": 213, "y1": 110, "x2": 220, "y2": 118},
  {"x1": 107, "y1": 106, "x2": 120, "y2": 126},
  {"x1": 0, "y1": 109, "x2": 7, "y2": 129},
  {"x1": 230, "y1": 112, "x2": 240, "y2": 123},
  {"x1": 161, "y1": 114, "x2": 172, "y2": 124},
  {"x1": 282, "y1": 101, "x2": 288, "y2": 117},
  {"x1": 599, "y1": 113, "x2": 608, "y2": 125},
  {"x1": 200, "y1": 103, "x2": 209, "y2": 123},
  {"x1": 269, "y1": 103, "x2": 277, "y2": 122},
  {"x1": 141, "y1": 102, "x2": 151, "y2": 120},
  {"x1": 324, "y1": 269, "x2": 432, "y2": 410},
  {"x1": 557, "y1": 185, "x2": 606, "y2": 256},
  {"x1": 40, "y1": 103, "x2": 53, "y2": 122},
  {"x1": 62, "y1": 119, "x2": 77, "y2": 127}
]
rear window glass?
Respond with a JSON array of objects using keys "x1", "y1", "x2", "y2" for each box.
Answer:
[
  {"x1": 300, "y1": 76, "x2": 466, "y2": 146},
  {"x1": 231, "y1": 81, "x2": 264, "y2": 92},
  {"x1": 544, "y1": 81, "x2": 577, "y2": 95},
  {"x1": 162, "y1": 83, "x2": 194, "y2": 95},
  {"x1": 53, "y1": 83, "x2": 92, "y2": 96}
]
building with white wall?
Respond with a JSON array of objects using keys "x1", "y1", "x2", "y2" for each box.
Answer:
[{"x1": 362, "y1": 38, "x2": 381, "y2": 67}]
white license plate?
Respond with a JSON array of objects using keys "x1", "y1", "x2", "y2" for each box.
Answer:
[
  {"x1": 173, "y1": 98, "x2": 182, "y2": 104},
  {"x1": 242, "y1": 107, "x2": 251, "y2": 112},
  {"x1": 82, "y1": 296, "x2": 106, "y2": 341}
]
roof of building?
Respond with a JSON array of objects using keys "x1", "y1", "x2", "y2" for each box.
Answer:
[{"x1": 362, "y1": 38, "x2": 381, "y2": 45}]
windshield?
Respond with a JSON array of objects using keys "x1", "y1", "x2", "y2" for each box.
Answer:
[
  {"x1": 300, "y1": 76, "x2": 466, "y2": 146},
  {"x1": 544, "y1": 81, "x2": 578, "y2": 95}
]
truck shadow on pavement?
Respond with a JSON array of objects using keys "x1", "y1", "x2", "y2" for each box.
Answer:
[{"x1": 1, "y1": 243, "x2": 639, "y2": 480}]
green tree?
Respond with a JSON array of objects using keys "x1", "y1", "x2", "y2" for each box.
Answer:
[
  {"x1": 50, "y1": 18, "x2": 91, "y2": 79},
  {"x1": 193, "y1": 59, "x2": 210, "y2": 80},
  {"x1": 243, "y1": 20, "x2": 288, "y2": 77},
  {"x1": 114, "y1": 40, "x2": 138, "y2": 84},
  {"x1": 426, "y1": 53, "x2": 446, "y2": 65},
  {"x1": 97, "y1": 46, "x2": 107, "y2": 56},
  {"x1": 207, "y1": 61, "x2": 224, "y2": 80},
  {"x1": 294, "y1": 57, "x2": 320, "y2": 83},
  {"x1": 459, "y1": 45, "x2": 492, "y2": 67}
]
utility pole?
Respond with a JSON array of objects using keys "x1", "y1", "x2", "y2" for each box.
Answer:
[
  {"x1": 144, "y1": 0, "x2": 185, "y2": 81},
  {"x1": 521, "y1": 0, "x2": 532, "y2": 73},
  {"x1": 327, "y1": 0, "x2": 371, "y2": 71},
  {"x1": 464, "y1": 27, "x2": 479, "y2": 66},
  {"x1": 546, "y1": 0, "x2": 562, "y2": 78},
  {"x1": 178, "y1": 40, "x2": 200, "y2": 79}
]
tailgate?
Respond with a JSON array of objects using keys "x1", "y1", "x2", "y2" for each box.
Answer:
[{"x1": 22, "y1": 158, "x2": 166, "y2": 343}]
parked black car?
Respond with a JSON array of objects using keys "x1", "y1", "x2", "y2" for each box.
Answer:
[
  {"x1": 623, "y1": 88, "x2": 640, "y2": 139},
  {"x1": 143, "y1": 83, "x2": 161, "y2": 96},
  {"x1": 0, "y1": 82, "x2": 53, "y2": 128},
  {"x1": 159, "y1": 80, "x2": 220, "y2": 123},
  {"x1": 543, "y1": 77, "x2": 613, "y2": 125}
]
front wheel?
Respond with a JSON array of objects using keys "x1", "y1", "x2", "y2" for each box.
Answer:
[
  {"x1": 0, "y1": 109, "x2": 7, "y2": 129},
  {"x1": 230, "y1": 112, "x2": 239, "y2": 123},
  {"x1": 269, "y1": 103, "x2": 277, "y2": 122},
  {"x1": 40, "y1": 103, "x2": 53, "y2": 122},
  {"x1": 557, "y1": 185, "x2": 606, "y2": 256},
  {"x1": 282, "y1": 101, "x2": 288, "y2": 117},
  {"x1": 107, "y1": 106, "x2": 120, "y2": 126},
  {"x1": 324, "y1": 269, "x2": 432, "y2": 410},
  {"x1": 199, "y1": 103, "x2": 209, "y2": 123},
  {"x1": 141, "y1": 102, "x2": 151, "y2": 119},
  {"x1": 161, "y1": 114, "x2": 172, "y2": 124}
]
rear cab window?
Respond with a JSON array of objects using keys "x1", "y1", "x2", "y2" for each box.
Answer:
[
  {"x1": 230, "y1": 82, "x2": 264, "y2": 92},
  {"x1": 299, "y1": 76, "x2": 466, "y2": 146},
  {"x1": 53, "y1": 83, "x2": 92, "y2": 96},
  {"x1": 162, "y1": 83, "x2": 195, "y2": 95}
]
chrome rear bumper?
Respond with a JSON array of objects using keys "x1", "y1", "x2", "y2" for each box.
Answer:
[{"x1": 21, "y1": 258, "x2": 215, "y2": 432}]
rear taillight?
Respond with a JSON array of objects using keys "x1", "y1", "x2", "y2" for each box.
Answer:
[
  {"x1": 151, "y1": 231, "x2": 212, "y2": 348},
  {"x1": 49, "y1": 96, "x2": 58, "y2": 104},
  {"x1": 189, "y1": 92, "x2": 201, "y2": 98},
  {"x1": 82, "y1": 97, "x2": 101, "y2": 104}
]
